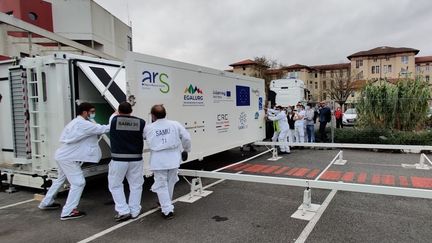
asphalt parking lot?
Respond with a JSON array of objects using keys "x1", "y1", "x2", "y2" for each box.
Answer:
[{"x1": 0, "y1": 147, "x2": 431, "y2": 243}]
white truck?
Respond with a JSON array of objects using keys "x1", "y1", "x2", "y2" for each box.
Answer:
[
  {"x1": 0, "y1": 52, "x2": 265, "y2": 189},
  {"x1": 269, "y1": 78, "x2": 307, "y2": 107}
]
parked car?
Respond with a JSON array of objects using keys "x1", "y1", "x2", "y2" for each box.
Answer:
[{"x1": 342, "y1": 108, "x2": 357, "y2": 126}]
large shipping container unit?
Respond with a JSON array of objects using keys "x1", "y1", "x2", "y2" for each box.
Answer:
[{"x1": 0, "y1": 52, "x2": 266, "y2": 189}]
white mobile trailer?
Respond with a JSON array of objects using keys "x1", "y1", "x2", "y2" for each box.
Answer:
[
  {"x1": 269, "y1": 78, "x2": 307, "y2": 107},
  {"x1": 0, "y1": 52, "x2": 266, "y2": 189}
]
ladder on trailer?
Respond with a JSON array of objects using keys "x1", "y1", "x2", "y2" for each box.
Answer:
[{"x1": 25, "y1": 63, "x2": 47, "y2": 170}]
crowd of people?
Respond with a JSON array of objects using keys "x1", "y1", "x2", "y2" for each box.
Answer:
[
  {"x1": 38, "y1": 102, "x2": 191, "y2": 221},
  {"x1": 265, "y1": 101, "x2": 332, "y2": 153}
]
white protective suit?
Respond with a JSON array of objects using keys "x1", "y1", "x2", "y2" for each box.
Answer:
[
  {"x1": 294, "y1": 109, "x2": 306, "y2": 143},
  {"x1": 144, "y1": 118, "x2": 191, "y2": 215},
  {"x1": 39, "y1": 116, "x2": 109, "y2": 217},
  {"x1": 267, "y1": 109, "x2": 290, "y2": 153}
]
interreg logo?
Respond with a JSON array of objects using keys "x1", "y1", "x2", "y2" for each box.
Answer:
[
  {"x1": 183, "y1": 84, "x2": 204, "y2": 106},
  {"x1": 213, "y1": 90, "x2": 232, "y2": 103},
  {"x1": 238, "y1": 112, "x2": 248, "y2": 130},
  {"x1": 141, "y1": 70, "x2": 170, "y2": 93}
]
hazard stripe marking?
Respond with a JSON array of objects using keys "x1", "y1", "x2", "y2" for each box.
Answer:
[
  {"x1": 233, "y1": 164, "x2": 252, "y2": 171},
  {"x1": 273, "y1": 167, "x2": 290, "y2": 175},
  {"x1": 341, "y1": 172, "x2": 355, "y2": 182},
  {"x1": 371, "y1": 174, "x2": 381, "y2": 184},
  {"x1": 293, "y1": 168, "x2": 310, "y2": 177},
  {"x1": 381, "y1": 175, "x2": 395, "y2": 186},
  {"x1": 261, "y1": 165, "x2": 281, "y2": 174},
  {"x1": 305, "y1": 169, "x2": 321, "y2": 178},
  {"x1": 320, "y1": 171, "x2": 343, "y2": 181},
  {"x1": 411, "y1": 176, "x2": 432, "y2": 189},
  {"x1": 399, "y1": 176, "x2": 409, "y2": 187},
  {"x1": 286, "y1": 168, "x2": 300, "y2": 176},
  {"x1": 357, "y1": 172, "x2": 367, "y2": 183},
  {"x1": 244, "y1": 164, "x2": 269, "y2": 173}
]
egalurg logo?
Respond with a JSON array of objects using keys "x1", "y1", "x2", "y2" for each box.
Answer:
[{"x1": 183, "y1": 84, "x2": 204, "y2": 106}]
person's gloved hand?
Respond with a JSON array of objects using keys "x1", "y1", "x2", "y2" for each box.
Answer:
[{"x1": 181, "y1": 151, "x2": 188, "y2": 161}]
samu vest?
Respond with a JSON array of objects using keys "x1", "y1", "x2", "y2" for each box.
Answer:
[{"x1": 110, "y1": 115, "x2": 145, "y2": 161}]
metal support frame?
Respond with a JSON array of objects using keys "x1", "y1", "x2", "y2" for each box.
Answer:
[
  {"x1": 333, "y1": 150, "x2": 347, "y2": 165},
  {"x1": 254, "y1": 141, "x2": 432, "y2": 152},
  {"x1": 401, "y1": 153, "x2": 432, "y2": 170},
  {"x1": 5, "y1": 174, "x2": 17, "y2": 193},
  {"x1": 291, "y1": 187, "x2": 321, "y2": 221},
  {"x1": 267, "y1": 147, "x2": 282, "y2": 161},
  {"x1": 177, "y1": 177, "x2": 213, "y2": 203}
]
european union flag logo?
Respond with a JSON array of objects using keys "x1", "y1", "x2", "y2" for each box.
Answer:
[
  {"x1": 236, "y1": 85, "x2": 250, "y2": 106},
  {"x1": 226, "y1": 91, "x2": 231, "y2": 97}
]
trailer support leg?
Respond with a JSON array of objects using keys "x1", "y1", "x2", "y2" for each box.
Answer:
[
  {"x1": 0, "y1": 171, "x2": 7, "y2": 192},
  {"x1": 401, "y1": 153, "x2": 432, "y2": 170},
  {"x1": 291, "y1": 187, "x2": 321, "y2": 221},
  {"x1": 334, "y1": 150, "x2": 347, "y2": 165},
  {"x1": 5, "y1": 174, "x2": 17, "y2": 193},
  {"x1": 178, "y1": 177, "x2": 213, "y2": 203},
  {"x1": 267, "y1": 147, "x2": 282, "y2": 161}
]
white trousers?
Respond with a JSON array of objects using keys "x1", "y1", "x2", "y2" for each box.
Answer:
[
  {"x1": 287, "y1": 129, "x2": 295, "y2": 143},
  {"x1": 39, "y1": 160, "x2": 86, "y2": 217},
  {"x1": 151, "y1": 169, "x2": 179, "y2": 215},
  {"x1": 272, "y1": 130, "x2": 290, "y2": 152},
  {"x1": 108, "y1": 160, "x2": 144, "y2": 217},
  {"x1": 295, "y1": 124, "x2": 305, "y2": 143}
]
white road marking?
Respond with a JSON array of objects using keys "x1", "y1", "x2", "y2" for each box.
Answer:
[
  {"x1": 295, "y1": 189, "x2": 338, "y2": 243},
  {"x1": 78, "y1": 172, "x2": 238, "y2": 243},
  {"x1": 0, "y1": 198, "x2": 36, "y2": 210}
]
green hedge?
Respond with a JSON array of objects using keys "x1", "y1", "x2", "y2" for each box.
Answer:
[{"x1": 332, "y1": 128, "x2": 432, "y2": 145}]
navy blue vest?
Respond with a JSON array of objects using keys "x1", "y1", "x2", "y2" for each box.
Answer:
[{"x1": 110, "y1": 115, "x2": 145, "y2": 161}]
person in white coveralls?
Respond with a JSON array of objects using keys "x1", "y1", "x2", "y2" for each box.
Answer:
[
  {"x1": 39, "y1": 102, "x2": 110, "y2": 220},
  {"x1": 144, "y1": 104, "x2": 191, "y2": 219},
  {"x1": 266, "y1": 105, "x2": 290, "y2": 154},
  {"x1": 108, "y1": 102, "x2": 146, "y2": 222}
]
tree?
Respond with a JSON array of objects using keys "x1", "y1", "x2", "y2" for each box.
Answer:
[
  {"x1": 325, "y1": 70, "x2": 355, "y2": 108},
  {"x1": 356, "y1": 78, "x2": 430, "y2": 131}
]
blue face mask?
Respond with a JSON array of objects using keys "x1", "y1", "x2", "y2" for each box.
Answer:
[{"x1": 89, "y1": 113, "x2": 96, "y2": 120}]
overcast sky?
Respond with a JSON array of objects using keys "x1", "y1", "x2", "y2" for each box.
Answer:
[{"x1": 94, "y1": 0, "x2": 432, "y2": 70}]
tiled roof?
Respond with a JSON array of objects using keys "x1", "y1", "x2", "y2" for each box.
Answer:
[
  {"x1": 347, "y1": 46, "x2": 419, "y2": 60},
  {"x1": 415, "y1": 56, "x2": 432, "y2": 64},
  {"x1": 281, "y1": 64, "x2": 312, "y2": 70},
  {"x1": 310, "y1": 63, "x2": 351, "y2": 71},
  {"x1": 229, "y1": 59, "x2": 269, "y2": 67}
]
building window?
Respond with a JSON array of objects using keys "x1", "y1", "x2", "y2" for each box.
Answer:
[
  {"x1": 356, "y1": 59, "x2": 363, "y2": 68},
  {"x1": 28, "y1": 12, "x2": 38, "y2": 21},
  {"x1": 416, "y1": 65, "x2": 420, "y2": 72},
  {"x1": 383, "y1": 65, "x2": 388, "y2": 73},
  {"x1": 127, "y1": 36, "x2": 133, "y2": 51},
  {"x1": 315, "y1": 82, "x2": 318, "y2": 89},
  {"x1": 426, "y1": 76, "x2": 430, "y2": 82},
  {"x1": 385, "y1": 56, "x2": 390, "y2": 61},
  {"x1": 322, "y1": 72, "x2": 326, "y2": 78},
  {"x1": 323, "y1": 93, "x2": 327, "y2": 100},
  {"x1": 315, "y1": 73, "x2": 318, "y2": 78},
  {"x1": 401, "y1": 56, "x2": 408, "y2": 64},
  {"x1": 371, "y1": 66, "x2": 375, "y2": 74},
  {"x1": 376, "y1": 66, "x2": 380, "y2": 74},
  {"x1": 356, "y1": 71, "x2": 363, "y2": 80},
  {"x1": 330, "y1": 71, "x2": 334, "y2": 78},
  {"x1": 323, "y1": 81, "x2": 327, "y2": 89},
  {"x1": 242, "y1": 67, "x2": 246, "y2": 71},
  {"x1": 426, "y1": 64, "x2": 430, "y2": 72},
  {"x1": 373, "y1": 58, "x2": 377, "y2": 62},
  {"x1": 388, "y1": 65, "x2": 392, "y2": 73}
]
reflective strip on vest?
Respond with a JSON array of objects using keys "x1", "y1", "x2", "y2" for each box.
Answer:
[
  {"x1": 273, "y1": 121, "x2": 280, "y2": 132},
  {"x1": 111, "y1": 153, "x2": 142, "y2": 158}
]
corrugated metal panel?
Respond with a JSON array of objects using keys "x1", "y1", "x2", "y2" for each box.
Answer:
[{"x1": 9, "y1": 69, "x2": 30, "y2": 159}]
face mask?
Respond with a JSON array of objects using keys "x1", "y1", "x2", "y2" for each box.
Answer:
[
  {"x1": 89, "y1": 113, "x2": 96, "y2": 120},
  {"x1": 306, "y1": 106, "x2": 310, "y2": 110},
  {"x1": 287, "y1": 109, "x2": 292, "y2": 113}
]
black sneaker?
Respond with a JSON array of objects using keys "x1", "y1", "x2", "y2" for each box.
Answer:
[
  {"x1": 39, "y1": 202, "x2": 61, "y2": 210},
  {"x1": 60, "y1": 209, "x2": 86, "y2": 221},
  {"x1": 115, "y1": 213, "x2": 132, "y2": 222},
  {"x1": 162, "y1": 212, "x2": 174, "y2": 220}
]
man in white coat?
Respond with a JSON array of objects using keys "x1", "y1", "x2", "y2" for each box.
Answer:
[
  {"x1": 108, "y1": 102, "x2": 145, "y2": 222},
  {"x1": 39, "y1": 102, "x2": 110, "y2": 220},
  {"x1": 266, "y1": 105, "x2": 290, "y2": 154},
  {"x1": 144, "y1": 105, "x2": 191, "y2": 219}
]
